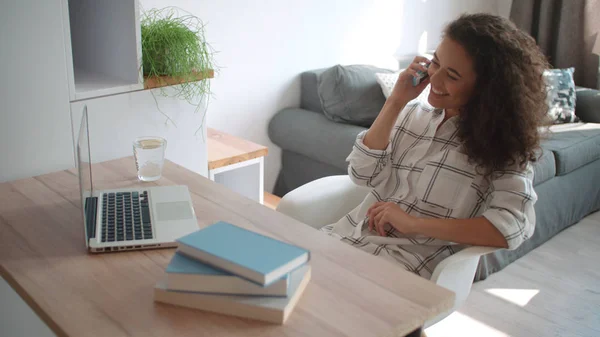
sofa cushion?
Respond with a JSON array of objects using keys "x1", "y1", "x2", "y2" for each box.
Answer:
[
  {"x1": 575, "y1": 87, "x2": 600, "y2": 123},
  {"x1": 269, "y1": 108, "x2": 366, "y2": 170},
  {"x1": 542, "y1": 123, "x2": 600, "y2": 175},
  {"x1": 532, "y1": 148, "x2": 556, "y2": 186},
  {"x1": 317, "y1": 65, "x2": 393, "y2": 127}
]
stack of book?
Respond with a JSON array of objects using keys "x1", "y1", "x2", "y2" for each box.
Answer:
[{"x1": 153, "y1": 221, "x2": 312, "y2": 324}]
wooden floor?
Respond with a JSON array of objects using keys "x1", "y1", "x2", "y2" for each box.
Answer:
[
  {"x1": 263, "y1": 192, "x2": 281, "y2": 210},
  {"x1": 426, "y1": 210, "x2": 600, "y2": 337}
]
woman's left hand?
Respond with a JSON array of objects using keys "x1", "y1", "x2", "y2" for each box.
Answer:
[{"x1": 367, "y1": 202, "x2": 419, "y2": 236}]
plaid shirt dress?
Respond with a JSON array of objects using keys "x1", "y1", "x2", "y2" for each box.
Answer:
[{"x1": 321, "y1": 100, "x2": 537, "y2": 279}]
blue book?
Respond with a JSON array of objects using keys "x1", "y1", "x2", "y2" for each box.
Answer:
[
  {"x1": 176, "y1": 221, "x2": 310, "y2": 285},
  {"x1": 155, "y1": 264, "x2": 311, "y2": 324},
  {"x1": 165, "y1": 252, "x2": 289, "y2": 296}
]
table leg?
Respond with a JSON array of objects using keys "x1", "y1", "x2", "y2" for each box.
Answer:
[
  {"x1": 206, "y1": 157, "x2": 264, "y2": 204},
  {"x1": 258, "y1": 157, "x2": 264, "y2": 205}
]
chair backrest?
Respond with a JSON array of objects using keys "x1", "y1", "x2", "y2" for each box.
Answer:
[{"x1": 276, "y1": 175, "x2": 371, "y2": 229}]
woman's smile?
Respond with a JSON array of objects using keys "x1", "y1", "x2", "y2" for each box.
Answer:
[{"x1": 430, "y1": 86, "x2": 449, "y2": 96}]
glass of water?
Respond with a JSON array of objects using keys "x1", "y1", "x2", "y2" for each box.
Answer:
[{"x1": 133, "y1": 136, "x2": 167, "y2": 182}]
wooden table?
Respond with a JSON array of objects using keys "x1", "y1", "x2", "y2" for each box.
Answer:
[
  {"x1": 0, "y1": 157, "x2": 454, "y2": 337},
  {"x1": 207, "y1": 128, "x2": 269, "y2": 204}
]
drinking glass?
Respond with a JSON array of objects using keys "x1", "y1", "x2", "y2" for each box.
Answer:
[{"x1": 133, "y1": 136, "x2": 167, "y2": 182}]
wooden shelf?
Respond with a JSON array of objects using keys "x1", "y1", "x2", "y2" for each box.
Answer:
[
  {"x1": 207, "y1": 128, "x2": 268, "y2": 170},
  {"x1": 143, "y1": 69, "x2": 215, "y2": 90}
]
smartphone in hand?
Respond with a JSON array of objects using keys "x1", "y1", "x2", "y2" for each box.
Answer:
[{"x1": 412, "y1": 63, "x2": 430, "y2": 86}]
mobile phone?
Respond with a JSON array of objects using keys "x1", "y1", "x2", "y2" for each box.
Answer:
[{"x1": 412, "y1": 62, "x2": 430, "y2": 86}]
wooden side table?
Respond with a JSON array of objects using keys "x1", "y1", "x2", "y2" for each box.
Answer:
[{"x1": 207, "y1": 128, "x2": 269, "y2": 204}]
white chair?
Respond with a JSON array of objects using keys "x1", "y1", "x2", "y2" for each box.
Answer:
[{"x1": 276, "y1": 175, "x2": 499, "y2": 328}]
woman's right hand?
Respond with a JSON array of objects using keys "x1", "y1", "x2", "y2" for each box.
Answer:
[
  {"x1": 363, "y1": 57, "x2": 431, "y2": 150},
  {"x1": 389, "y1": 56, "x2": 431, "y2": 105}
]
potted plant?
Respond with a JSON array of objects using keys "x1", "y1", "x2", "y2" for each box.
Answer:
[{"x1": 141, "y1": 7, "x2": 217, "y2": 134}]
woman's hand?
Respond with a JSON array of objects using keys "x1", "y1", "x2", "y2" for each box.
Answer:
[
  {"x1": 362, "y1": 57, "x2": 431, "y2": 151},
  {"x1": 389, "y1": 56, "x2": 431, "y2": 105},
  {"x1": 367, "y1": 202, "x2": 419, "y2": 236}
]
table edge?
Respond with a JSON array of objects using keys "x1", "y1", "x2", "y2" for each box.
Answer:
[
  {"x1": 0, "y1": 264, "x2": 68, "y2": 337},
  {"x1": 208, "y1": 148, "x2": 268, "y2": 170}
]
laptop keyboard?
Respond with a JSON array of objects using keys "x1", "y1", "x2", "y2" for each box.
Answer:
[{"x1": 100, "y1": 191, "x2": 153, "y2": 242}]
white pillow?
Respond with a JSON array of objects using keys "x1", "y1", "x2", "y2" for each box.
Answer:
[
  {"x1": 375, "y1": 71, "x2": 402, "y2": 99},
  {"x1": 375, "y1": 70, "x2": 432, "y2": 105}
]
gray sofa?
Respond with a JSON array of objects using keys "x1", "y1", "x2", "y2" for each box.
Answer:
[{"x1": 269, "y1": 65, "x2": 600, "y2": 281}]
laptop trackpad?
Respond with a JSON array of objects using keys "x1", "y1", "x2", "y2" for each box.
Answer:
[{"x1": 156, "y1": 202, "x2": 194, "y2": 221}]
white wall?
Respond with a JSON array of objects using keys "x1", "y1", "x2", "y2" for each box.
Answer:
[
  {"x1": 395, "y1": 0, "x2": 501, "y2": 57},
  {"x1": 141, "y1": 0, "x2": 506, "y2": 193},
  {"x1": 0, "y1": 0, "x2": 506, "y2": 188},
  {"x1": 497, "y1": 0, "x2": 514, "y2": 18},
  {"x1": 70, "y1": 89, "x2": 209, "y2": 178}
]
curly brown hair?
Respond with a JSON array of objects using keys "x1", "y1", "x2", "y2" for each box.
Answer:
[{"x1": 443, "y1": 13, "x2": 550, "y2": 175}]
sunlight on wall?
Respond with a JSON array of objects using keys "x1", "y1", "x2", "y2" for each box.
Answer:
[
  {"x1": 340, "y1": 1, "x2": 405, "y2": 70},
  {"x1": 418, "y1": 31, "x2": 428, "y2": 55},
  {"x1": 485, "y1": 288, "x2": 540, "y2": 307},
  {"x1": 425, "y1": 311, "x2": 509, "y2": 337}
]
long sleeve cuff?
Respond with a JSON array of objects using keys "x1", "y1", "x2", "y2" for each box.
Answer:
[
  {"x1": 347, "y1": 130, "x2": 392, "y2": 164},
  {"x1": 346, "y1": 130, "x2": 393, "y2": 188}
]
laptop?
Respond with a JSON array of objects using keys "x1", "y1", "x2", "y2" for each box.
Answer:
[{"x1": 77, "y1": 105, "x2": 199, "y2": 253}]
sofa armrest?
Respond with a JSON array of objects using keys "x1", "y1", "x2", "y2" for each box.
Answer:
[
  {"x1": 576, "y1": 87, "x2": 600, "y2": 123},
  {"x1": 268, "y1": 108, "x2": 366, "y2": 170}
]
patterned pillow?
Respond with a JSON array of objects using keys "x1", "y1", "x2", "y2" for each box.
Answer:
[
  {"x1": 374, "y1": 71, "x2": 401, "y2": 98},
  {"x1": 375, "y1": 71, "x2": 432, "y2": 106},
  {"x1": 543, "y1": 67, "x2": 579, "y2": 124}
]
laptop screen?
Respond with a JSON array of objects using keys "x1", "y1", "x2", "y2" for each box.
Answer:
[{"x1": 77, "y1": 105, "x2": 94, "y2": 245}]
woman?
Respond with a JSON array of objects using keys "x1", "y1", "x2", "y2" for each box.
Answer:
[{"x1": 322, "y1": 13, "x2": 549, "y2": 279}]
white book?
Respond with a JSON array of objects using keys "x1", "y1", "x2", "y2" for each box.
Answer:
[
  {"x1": 166, "y1": 252, "x2": 289, "y2": 296},
  {"x1": 154, "y1": 264, "x2": 311, "y2": 324}
]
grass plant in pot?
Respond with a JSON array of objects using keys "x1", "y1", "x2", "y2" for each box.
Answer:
[{"x1": 141, "y1": 7, "x2": 217, "y2": 134}]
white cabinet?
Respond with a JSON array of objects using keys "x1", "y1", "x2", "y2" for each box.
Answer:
[
  {"x1": 0, "y1": 0, "x2": 75, "y2": 182},
  {"x1": 61, "y1": 0, "x2": 143, "y2": 102}
]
